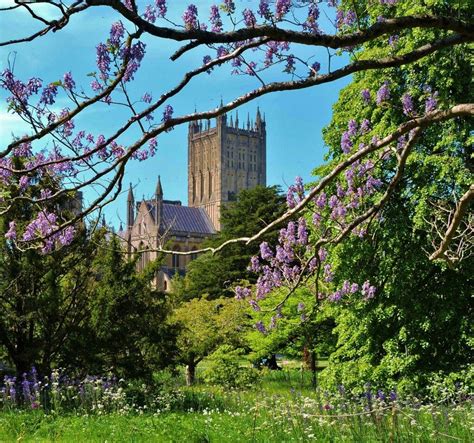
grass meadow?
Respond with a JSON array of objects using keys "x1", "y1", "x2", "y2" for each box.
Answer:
[{"x1": 1, "y1": 364, "x2": 472, "y2": 442}]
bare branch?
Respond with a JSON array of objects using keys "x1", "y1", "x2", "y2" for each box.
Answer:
[{"x1": 429, "y1": 185, "x2": 474, "y2": 263}]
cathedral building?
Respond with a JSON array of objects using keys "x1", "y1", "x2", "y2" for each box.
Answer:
[{"x1": 123, "y1": 107, "x2": 266, "y2": 291}]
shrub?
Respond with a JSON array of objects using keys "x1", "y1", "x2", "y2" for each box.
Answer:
[{"x1": 202, "y1": 346, "x2": 260, "y2": 388}]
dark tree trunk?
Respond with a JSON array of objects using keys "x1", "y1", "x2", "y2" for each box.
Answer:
[
  {"x1": 310, "y1": 350, "x2": 317, "y2": 388},
  {"x1": 266, "y1": 354, "x2": 281, "y2": 370}
]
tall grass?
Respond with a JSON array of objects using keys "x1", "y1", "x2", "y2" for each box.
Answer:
[{"x1": 1, "y1": 367, "x2": 472, "y2": 442}]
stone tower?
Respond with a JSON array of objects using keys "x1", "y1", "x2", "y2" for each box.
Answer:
[{"x1": 188, "y1": 107, "x2": 266, "y2": 230}]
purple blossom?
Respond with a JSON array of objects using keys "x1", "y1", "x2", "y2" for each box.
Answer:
[
  {"x1": 329, "y1": 290, "x2": 343, "y2": 302},
  {"x1": 318, "y1": 247, "x2": 327, "y2": 262},
  {"x1": 121, "y1": 41, "x2": 146, "y2": 82},
  {"x1": 63, "y1": 72, "x2": 75, "y2": 90},
  {"x1": 59, "y1": 108, "x2": 74, "y2": 137},
  {"x1": 13, "y1": 142, "x2": 32, "y2": 157},
  {"x1": 255, "y1": 321, "x2": 266, "y2": 333},
  {"x1": 249, "y1": 299, "x2": 261, "y2": 312},
  {"x1": 303, "y1": 3, "x2": 320, "y2": 33},
  {"x1": 58, "y1": 226, "x2": 75, "y2": 246},
  {"x1": 243, "y1": 8, "x2": 257, "y2": 27},
  {"x1": 91, "y1": 80, "x2": 102, "y2": 92},
  {"x1": 248, "y1": 255, "x2": 260, "y2": 272},
  {"x1": 341, "y1": 280, "x2": 351, "y2": 295},
  {"x1": 275, "y1": 245, "x2": 290, "y2": 263},
  {"x1": 337, "y1": 9, "x2": 356, "y2": 28},
  {"x1": 40, "y1": 83, "x2": 58, "y2": 106},
  {"x1": 5, "y1": 221, "x2": 16, "y2": 240},
  {"x1": 235, "y1": 286, "x2": 251, "y2": 300},
  {"x1": 162, "y1": 104, "x2": 173, "y2": 123},
  {"x1": 402, "y1": 93, "x2": 414, "y2": 116},
  {"x1": 182, "y1": 4, "x2": 198, "y2": 30},
  {"x1": 19, "y1": 175, "x2": 29, "y2": 190},
  {"x1": 143, "y1": 5, "x2": 157, "y2": 23},
  {"x1": 209, "y1": 5, "x2": 222, "y2": 32},
  {"x1": 297, "y1": 217, "x2": 308, "y2": 245},
  {"x1": 376, "y1": 81, "x2": 390, "y2": 105},
  {"x1": 361, "y1": 89, "x2": 371, "y2": 104},
  {"x1": 361, "y1": 280, "x2": 376, "y2": 299},
  {"x1": 328, "y1": 195, "x2": 339, "y2": 209},
  {"x1": 260, "y1": 241, "x2": 273, "y2": 260},
  {"x1": 222, "y1": 0, "x2": 235, "y2": 15},
  {"x1": 297, "y1": 302, "x2": 305, "y2": 312},
  {"x1": 312, "y1": 212, "x2": 321, "y2": 226},
  {"x1": 142, "y1": 92, "x2": 152, "y2": 103},
  {"x1": 350, "y1": 283, "x2": 359, "y2": 293},
  {"x1": 323, "y1": 263, "x2": 333, "y2": 282},
  {"x1": 284, "y1": 55, "x2": 295, "y2": 74},
  {"x1": 275, "y1": 0, "x2": 291, "y2": 20},
  {"x1": 96, "y1": 43, "x2": 111, "y2": 79},
  {"x1": 347, "y1": 119, "x2": 358, "y2": 137},
  {"x1": 315, "y1": 192, "x2": 326, "y2": 208},
  {"x1": 341, "y1": 131, "x2": 352, "y2": 153},
  {"x1": 344, "y1": 10, "x2": 356, "y2": 26},
  {"x1": 109, "y1": 21, "x2": 124, "y2": 47},
  {"x1": 258, "y1": 0, "x2": 271, "y2": 19},
  {"x1": 336, "y1": 183, "x2": 346, "y2": 198},
  {"x1": 310, "y1": 61, "x2": 321, "y2": 75},
  {"x1": 26, "y1": 77, "x2": 42, "y2": 96},
  {"x1": 155, "y1": 0, "x2": 167, "y2": 17},
  {"x1": 246, "y1": 61, "x2": 257, "y2": 76},
  {"x1": 269, "y1": 316, "x2": 277, "y2": 329},
  {"x1": 216, "y1": 46, "x2": 228, "y2": 58},
  {"x1": 360, "y1": 119, "x2": 371, "y2": 134},
  {"x1": 388, "y1": 34, "x2": 399, "y2": 47}
]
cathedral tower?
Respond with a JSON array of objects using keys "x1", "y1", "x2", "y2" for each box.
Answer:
[{"x1": 188, "y1": 107, "x2": 266, "y2": 230}]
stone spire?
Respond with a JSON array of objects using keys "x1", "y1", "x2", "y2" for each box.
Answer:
[
  {"x1": 256, "y1": 106, "x2": 265, "y2": 132},
  {"x1": 235, "y1": 110, "x2": 239, "y2": 128},
  {"x1": 155, "y1": 175, "x2": 163, "y2": 200},
  {"x1": 155, "y1": 175, "x2": 164, "y2": 226},
  {"x1": 127, "y1": 183, "x2": 134, "y2": 229}
]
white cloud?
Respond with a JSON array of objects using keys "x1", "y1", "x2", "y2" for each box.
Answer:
[
  {"x1": 0, "y1": 109, "x2": 29, "y2": 143},
  {"x1": 0, "y1": 0, "x2": 62, "y2": 21}
]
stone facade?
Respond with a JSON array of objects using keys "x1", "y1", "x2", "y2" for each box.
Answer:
[
  {"x1": 122, "y1": 108, "x2": 266, "y2": 291},
  {"x1": 188, "y1": 107, "x2": 266, "y2": 230}
]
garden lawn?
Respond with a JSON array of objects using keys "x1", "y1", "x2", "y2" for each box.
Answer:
[{"x1": 1, "y1": 400, "x2": 472, "y2": 442}]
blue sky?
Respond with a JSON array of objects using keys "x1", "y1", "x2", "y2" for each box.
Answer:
[{"x1": 0, "y1": 1, "x2": 350, "y2": 227}]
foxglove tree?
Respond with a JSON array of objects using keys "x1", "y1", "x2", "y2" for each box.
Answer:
[{"x1": 0, "y1": 0, "x2": 472, "y2": 308}]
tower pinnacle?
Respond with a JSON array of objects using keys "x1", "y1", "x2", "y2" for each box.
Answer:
[{"x1": 155, "y1": 175, "x2": 163, "y2": 199}]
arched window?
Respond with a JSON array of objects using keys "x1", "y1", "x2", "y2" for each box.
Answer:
[
  {"x1": 208, "y1": 170, "x2": 212, "y2": 198},
  {"x1": 172, "y1": 245, "x2": 181, "y2": 268},
  {"x1": 200, "y1": 171, "x2": 204, "y2": 201},
  {"x1": 138, "y1": 241, "x2": 145, "y2": 271}
]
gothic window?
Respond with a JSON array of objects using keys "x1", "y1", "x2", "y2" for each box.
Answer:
[
  {"x1": 200, "y1": 171, "x2": 204, "y2": 201},
  {"x1": 172, "y1": 246, "x2": 181, "y2": 268},
  {"x1": 138, "y1": 241, "x2": 145, "y2": 271},
  {"x1": 208, "y1": 170, "x2": 212, "y2": 197}
]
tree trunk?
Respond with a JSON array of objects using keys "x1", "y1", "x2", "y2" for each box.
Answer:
[
  {"x1": 185, "y1": 362, "x2": 196, "y2": 386},
  {"x1": 266, "y1": 354, "x2": 281, "y2": 370},
  {"x1": 310, "y1": 351, "x2": 317, "y2": 388}
]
